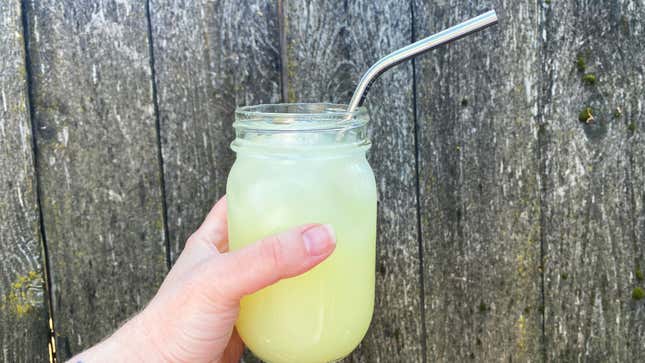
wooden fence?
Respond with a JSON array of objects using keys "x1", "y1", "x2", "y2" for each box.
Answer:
[{"x1": 1, "y1": 0, "x2": 644, "y2": 362}]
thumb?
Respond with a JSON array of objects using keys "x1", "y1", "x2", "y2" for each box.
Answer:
[{"x1": 213, "y1": 224, "x2": 336, "y2": 302}]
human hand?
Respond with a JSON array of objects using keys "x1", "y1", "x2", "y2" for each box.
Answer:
[{"x1": 70, "y1": 196, "x2": 336, "y2": 362}]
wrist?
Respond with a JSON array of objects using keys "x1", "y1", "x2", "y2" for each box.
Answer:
[
  {"x1": 69, "y1": 313, "x2": 165, "y2": 363},
  {"x1": 112, "y1": 313, "x2": 166, "y2": 362}
]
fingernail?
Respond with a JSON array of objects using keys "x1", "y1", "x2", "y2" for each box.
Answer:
[{"x1": 302, "y1": 224, "x2": 336, "y2": 256}]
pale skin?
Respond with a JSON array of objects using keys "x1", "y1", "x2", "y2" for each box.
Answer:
[{"x1": 69, "y1": 196, "x2": 336, "y2": 362}]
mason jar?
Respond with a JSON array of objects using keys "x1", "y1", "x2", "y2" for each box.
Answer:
[{"x1": 227, "y1": 103, "x2": 377, "y2": 363}]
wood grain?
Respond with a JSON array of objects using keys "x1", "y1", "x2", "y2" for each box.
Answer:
[
  {"x1": 415, "y1": 1, "x2": 543, "y2": 361},
  {"x1": 540, "y1": 1, "x2": 645, "y2": 361},
  {"x1": 0, "y1": 1, "x2": 50, "y2": 361},
  {"x1": 0, "y1": 1, "x2": 641, "y2": 361},
  {"x1": 285, "y1": 1, "x2": 424, "y2": 361},
  {"x1": 24, "y1": 1, "x2": 167, "y2": 359},
  {"x1": 149, "y1": 0, "x2": 282, "y2": 264}
]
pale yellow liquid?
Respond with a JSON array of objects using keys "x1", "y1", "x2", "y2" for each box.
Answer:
[{"x1": 227, "y1": 147, "x2": 376, "y2": 363}]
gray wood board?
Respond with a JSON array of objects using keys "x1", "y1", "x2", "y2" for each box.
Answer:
[
  {"x1": 540, "y1": 1, "x2": 645, "y2": 361},
  {"x1": 149, "y1": 0, "x2": 282, "y2": 264},
  {"x1": 0, "y1": 1, "x2": 50, "y2": 361},
  {"x1": 415, "y1": 1, "x2": 543, "y2": 361},
  {"x1": 285, "y1": 0, "x2": 424, "y2": 361},
  {"x1": 25, "y1": 1, "x2": 167, "y2": 359}
]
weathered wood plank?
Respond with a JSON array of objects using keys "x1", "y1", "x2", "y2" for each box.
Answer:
[
  {"x1": 149, "y1": 0, "x2": 281, "y2": 264},
  {"x1": 415, "y1": 1, "x2": 543, "y2": 361},
  {"x1": 0, "y1": 1, "x2": 50, "y2": 361},
  {"x1": 285, "y1": 1, "x2": 424, "y2": 361},
  {"x1": 541, "y1": 1, "x2": 645, "y2": 361},
  {"x1": 24, "y1": 1, "x2": 167, "y2": 359}
]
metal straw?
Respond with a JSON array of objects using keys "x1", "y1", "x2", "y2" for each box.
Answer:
[{"x1": 347, "y1": 10, "x2": 498, "y2": 112}]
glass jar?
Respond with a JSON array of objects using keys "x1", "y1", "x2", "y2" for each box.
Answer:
[{"x1": 227, "y1": 103, "x2": 377, "y2": 363}]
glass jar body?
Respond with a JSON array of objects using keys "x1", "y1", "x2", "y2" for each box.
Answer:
[{"x1": 227, "y1": 103, "x2": 377, "y2": 363}]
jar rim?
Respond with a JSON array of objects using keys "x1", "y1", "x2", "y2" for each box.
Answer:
[{"x1": 234, "y1": 103, "x2": 368, "y2": 132}]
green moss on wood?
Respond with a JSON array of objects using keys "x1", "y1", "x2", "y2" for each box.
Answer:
[
  {"x1": 516, "y1": 252, "x2": 530, "y2": 277},
  {"x1": 578, "y1": 107, "x2": 594, "y2": 123},
  {"x1": 516, "y1": 314, "x2": 528, "y2": 351},
  {"x1": 155, "y1": 216, "x2": 164, "y2": 232},
  {"x1": 478, "y1": 301, "x2": 487, "y2": 313},
  {"x1": 19, "y1": 63, "x2": 27, "y2": 80},
  {"x1": 632, "y1": 287, "x2": 645, "y2": 300},
  {"x1": 0, "y1": 271, "x2": 43, "y2": 317},
  {"x1": 627, "y1": 121, "x2": 637, "y2": 133},
  {"x1": 636, "y1": 267, "x2": 644, "y2": 282},
  {"x1": 582, "y1": 73, "x2": 596, "y2": 85},
  {"x1": 576, "y1": 55, "x2": 587, "y2": 72}
]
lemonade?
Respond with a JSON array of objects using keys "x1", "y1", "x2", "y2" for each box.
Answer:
[{"x1": 227, "y1": 103, "x2": 376, "y2": 363}]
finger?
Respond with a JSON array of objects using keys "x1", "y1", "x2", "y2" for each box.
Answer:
[
  {"x1": 191, "y1": 196, "x2": 229, "y2": 252},
  {"x1": 162, "y1": 196, "x2": 228, "y2": 287},
  {"x1": 212, "y1": 224, "x2": 336, "y2": 301}
]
